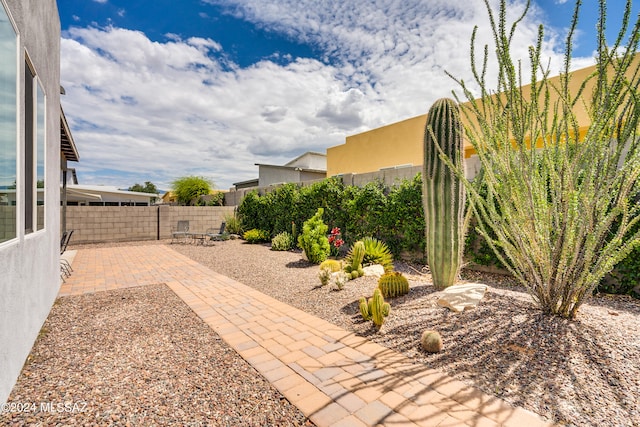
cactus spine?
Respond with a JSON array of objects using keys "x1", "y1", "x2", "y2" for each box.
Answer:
[
  {"x1": 423, "y1": 98, "x2": 466, "y2": 289},
  {"x1": 378, "y1": 272, "x2": 410, "y2": 298}
]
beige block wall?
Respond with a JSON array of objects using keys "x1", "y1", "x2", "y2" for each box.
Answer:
[{"x1": 64, "y1": 206, "x2": 235, "y2": 244}]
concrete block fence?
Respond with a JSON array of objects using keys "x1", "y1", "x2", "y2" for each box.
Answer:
[{"x1": 64, "y1": 205, "x2": 235, "y2": 244}]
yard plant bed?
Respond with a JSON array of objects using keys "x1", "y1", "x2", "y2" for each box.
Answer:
[{"x1": 173, "y1": 239, "x2": 640, "y2": 427}]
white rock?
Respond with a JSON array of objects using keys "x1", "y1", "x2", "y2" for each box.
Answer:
[
  {"x1": 362, "y1": 265, "x2": 385, "y2": 277},
  {"x1": 437, "y1": 283, "x2": 488, "y2": 312}
]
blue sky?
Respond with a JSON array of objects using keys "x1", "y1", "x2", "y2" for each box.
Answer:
[{"x1": 57, "y1": 0, "x2": 639, "y2": 191}]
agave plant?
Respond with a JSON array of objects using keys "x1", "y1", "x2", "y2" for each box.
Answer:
[{"x1": 361, "y1": 237, "x2": 394, "y2": 272}]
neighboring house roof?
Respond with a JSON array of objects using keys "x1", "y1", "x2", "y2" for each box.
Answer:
[
  {"x1": 60, "y1": 106, "x2": 79, "y2": 162},
  {"x1": 232, "y1": 151, "x2": 327, "y2": 190},
  {"x1": 232, "y1": 178, "x2": 260, "y2": 189},
  {"x1": 66, "y1": 184, "x2": 159, "y2": 201},
  {"x1": 283, "y1": 151, "x2": 326, "y2": 169},
  {"x1": 253, "y1": 163, "x2": 327, "y2": 174}
]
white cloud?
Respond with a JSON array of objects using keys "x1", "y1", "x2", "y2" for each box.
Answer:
[{"x1": 61, "y1": 0, "x2": 594, "y2": 190}]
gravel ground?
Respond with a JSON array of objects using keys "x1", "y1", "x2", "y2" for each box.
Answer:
[
  {"x1": 6, "y1": 239, "x2": 638, "y2": 427},
  {"x1": 2, "y1": 283, "x2": 312, "y2": 427},
  {"x1": 169, "y1": 239, "x2": 640, "y2": 427}
]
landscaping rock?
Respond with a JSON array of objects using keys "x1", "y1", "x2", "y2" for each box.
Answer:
[
  {"x1": 437, "y1": 283, "x2": 488, "y2": 312},
  {"x1": 363, "y1": 264, "x2": 385, "y2": 277}
]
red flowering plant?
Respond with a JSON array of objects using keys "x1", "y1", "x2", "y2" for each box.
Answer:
[{"x1": 327, "y1": 227, "x2": 344, "y2": 257}]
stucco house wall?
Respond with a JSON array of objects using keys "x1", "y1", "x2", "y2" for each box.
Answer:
[
  {"x1": 0, "y1": 0, "x2": 62, "y2": 404},
  {"x1": 326, "y1": 59, "x2": 624, "y2": 178}
]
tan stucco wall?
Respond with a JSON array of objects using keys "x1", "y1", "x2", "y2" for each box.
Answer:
[
  {"x1": 327, "y1": 58, "x2": 636, "y2": 177},
  {"x1": 327, "y1": 115, "x2": 426, "y2": 176}
]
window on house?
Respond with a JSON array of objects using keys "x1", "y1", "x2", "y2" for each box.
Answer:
[
  {"x1": 36, "y1": 80, "x2": 45, "y2": 230},
  {"x1": 0, "y1": 2, "x2": 16, "y2": 243},
  {"x1": 24, "y1": 61, "x2": 34, "y2": 234}
]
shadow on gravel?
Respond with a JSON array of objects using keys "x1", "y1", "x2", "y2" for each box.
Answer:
[
  {"x1": 285, "y1": 259, "x2": 316, "y2": 269},
  {"x1": 341, "y1": 289, "x2": 638, "y2": 426}
]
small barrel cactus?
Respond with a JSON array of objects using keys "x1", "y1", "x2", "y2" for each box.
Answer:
[
  {"x1": 319, "y1": 259, "x2": 342, "y2": 272},
  {"x1": 421, "y1": 330, "x2": 443, "y2": 353},
  {"x1": 378, "y1": 272, "x2": 410, "y2": 298}
]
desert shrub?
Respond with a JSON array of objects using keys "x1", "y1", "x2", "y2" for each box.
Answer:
[
  {"x1": 223, "y1": 212, "x2": 243, "y2": 235},
  {"x1": 243, "y1": 228, "x2": 270, "y2": 244},
  {"x1": 450, "y1": 0, "x2": 640, "y2": 318},
  {"x1": 297, "y1": 208, "x2": 330, "y2": 264},
  {"x1": 271, "y1": 231, "x2": 294, "y2": 251}
]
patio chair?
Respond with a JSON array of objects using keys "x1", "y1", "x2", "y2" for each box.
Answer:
[
  {"x1": 171, "y1": 220, "x2": 190, "y2": 244},
  {"x1": 60, "y1": 230, "x2": 74, "y2": 281},
  {"x1": 205, "y1": 222, "x2": 226, "y2": 243}
]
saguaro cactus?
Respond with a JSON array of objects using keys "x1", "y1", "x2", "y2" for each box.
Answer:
[{"x1": 423, "y1": 98, "x2": 465, "y2": 289}]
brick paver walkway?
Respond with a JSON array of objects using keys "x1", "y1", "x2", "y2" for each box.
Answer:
[{"x1": 59, "y1": 244, "x2": 551, "y2": 427}]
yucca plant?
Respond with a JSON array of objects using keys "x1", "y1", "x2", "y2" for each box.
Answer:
[{"x1": 446, "y1": 0, "x2": 640, "y2": 318}]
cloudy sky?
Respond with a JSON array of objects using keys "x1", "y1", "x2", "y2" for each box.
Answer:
[{"x1": 57, "y1": 0, "x2": 638, "y2": 191}]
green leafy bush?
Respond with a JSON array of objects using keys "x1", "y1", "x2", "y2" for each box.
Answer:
[
  {"x1": 271, "y1": 231, "x2": 294, "y2": 251},
  {"x1": 297, "y1": 208, "x2": 330, "y2": 264},
  {"x1": 243, "y1": 229, "x2": 270, "y2": 244}
]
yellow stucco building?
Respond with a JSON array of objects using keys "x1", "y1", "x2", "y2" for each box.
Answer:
[{"x1": 326, "y1": 59, "x2": 621, "y2": 178}]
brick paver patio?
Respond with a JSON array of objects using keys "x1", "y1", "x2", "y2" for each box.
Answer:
[{"x1": 59, "y1": 244, "x2": 551, "y2": 427}]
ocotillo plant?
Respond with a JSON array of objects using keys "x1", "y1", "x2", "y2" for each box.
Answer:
[{"x1": 423, "y1": 98, "x2": 466, "y2": 289}]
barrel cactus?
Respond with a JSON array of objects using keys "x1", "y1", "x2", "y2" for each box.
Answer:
[
  {"x1": 378, "y1": 272, "x2": 410, "y2": 298},
  {"x1": 421, "y1": 330, "x2": 443, "y2": 353},
  {"x1": 319, "y1": 259, "x2": 343, "y2": 272},
  {"x1": 423, "y1": 98, "x2": 466, "y2": 289}
]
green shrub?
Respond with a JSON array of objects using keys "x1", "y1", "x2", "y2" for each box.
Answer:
[
  {"x1": 297, "y1": 208, "x2": 330, "y2": 264},
  {"x1": 224, "y1": 213, "x2": 243, "y2": 235},
  {"x1": 271, "y1": 231, "x2": 294, "y2": 251},
  {"x1": 243, "y1": 229, "x2": 270, "y2": 244}
]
